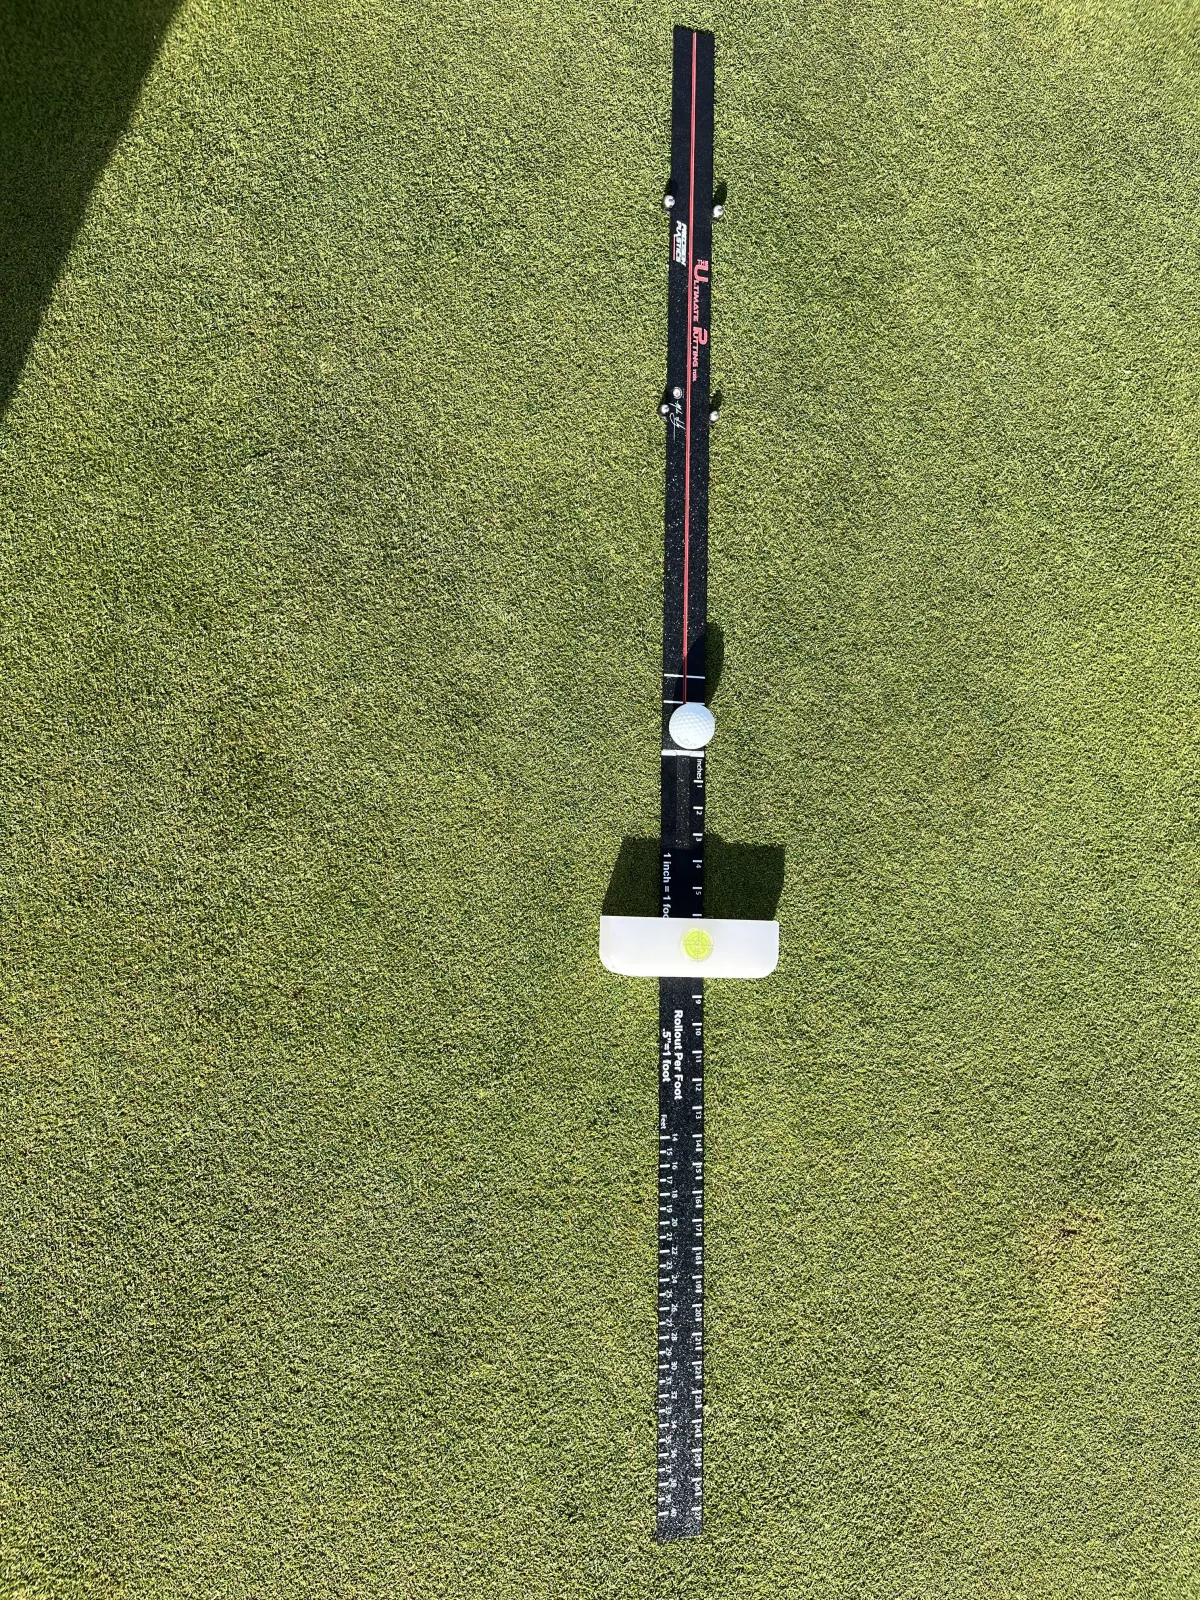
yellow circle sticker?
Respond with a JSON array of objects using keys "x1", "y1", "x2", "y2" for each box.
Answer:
[{"x1": 681, "y1": 928, "x2": 713, "y2": 962}]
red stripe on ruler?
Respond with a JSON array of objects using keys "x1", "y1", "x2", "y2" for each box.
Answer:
[{"x1": 681, "y1": 30, "x2": 697, "y2": 704}]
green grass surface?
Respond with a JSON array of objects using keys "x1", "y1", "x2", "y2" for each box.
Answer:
[{"x1": 4, "y1": 0, "x2": 1200, "y2": 1594}]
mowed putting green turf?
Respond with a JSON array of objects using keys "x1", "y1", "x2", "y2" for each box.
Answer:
[{"x1": 3, "y1": 0, "x2": 1200, "y2": 1593}]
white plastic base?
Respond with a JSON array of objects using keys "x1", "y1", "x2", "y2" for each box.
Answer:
[{"x1": 599, "y1": 915, "x2": 779, "y2": 979}]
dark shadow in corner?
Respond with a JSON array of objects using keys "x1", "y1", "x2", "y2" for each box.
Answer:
[
  {"x1": 0, "y1": 0, "x2": 178, "y2": 414},
  {"x1": 603, "y1": 834, "x2": 784, "y2": 921}
]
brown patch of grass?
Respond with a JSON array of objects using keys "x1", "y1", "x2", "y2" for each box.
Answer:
[{"x1": 1024, "y1": 1210, "x2": 1124, "y2": 1335}]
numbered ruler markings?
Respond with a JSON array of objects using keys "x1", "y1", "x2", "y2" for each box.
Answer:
[{"x1": 656, "y1": 980, "x2": 705, "y2": 1537}]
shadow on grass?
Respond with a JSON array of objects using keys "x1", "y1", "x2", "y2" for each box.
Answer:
[
  {"x1": 701, "y1": 620, "x2": 724, "y2": 702},
  {"x1": 603, "y1": 835, "x2": 784, "y2": 920},
  {"x1": 0, "y1": 0, "x2": 177, "y2": 413}
]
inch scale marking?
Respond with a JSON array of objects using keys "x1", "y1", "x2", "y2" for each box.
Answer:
[{"x1": 656, "y1": 23, "x2": 715, "y2": 1544}]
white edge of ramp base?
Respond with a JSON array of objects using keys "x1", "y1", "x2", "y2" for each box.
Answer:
[{"x1": 599, "y1": 916, "x2": 779, "y2": 979}]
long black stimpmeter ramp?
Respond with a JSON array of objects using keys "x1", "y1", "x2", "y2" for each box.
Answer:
[{"x1": 656, "y1": 24, "x2": 716, "y2": 1543}]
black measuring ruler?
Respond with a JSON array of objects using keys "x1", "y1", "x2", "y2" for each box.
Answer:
[{"x1": 656, "y1": 23, "x2": 714, "y2": 1544}]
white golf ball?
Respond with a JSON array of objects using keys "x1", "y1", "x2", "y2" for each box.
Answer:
[{"x1": 669, "y1": 702, "x2": 715, "y2": 749}]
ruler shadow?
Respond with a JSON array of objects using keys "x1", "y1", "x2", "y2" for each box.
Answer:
[{"x1": 602, "y1": 834, "x2": 784, "y2": 921}]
